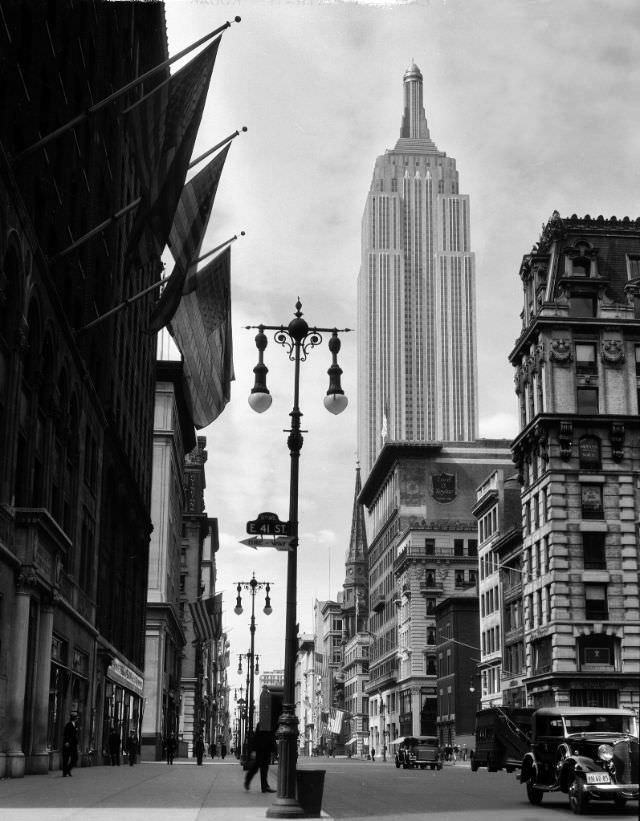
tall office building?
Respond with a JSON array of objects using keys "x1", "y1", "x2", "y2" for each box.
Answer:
[{"x1": 357, "y1": 63, "x2": 478, "y2": 479}]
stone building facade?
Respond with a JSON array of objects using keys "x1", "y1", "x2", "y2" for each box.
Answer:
[
  {"x1": 0, "y1": 3, "x2": 167, "y2": 777},
  {"x1": 358, "y1": 440, "x2": 513, "y2": 749},
  {"x1": 509, "y1": 212, "x2": 640, "y2": 710}
]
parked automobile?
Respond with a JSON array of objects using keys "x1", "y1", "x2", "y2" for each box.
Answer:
[
  {"x1": 520, "y1": 706, "x2": 639, "y2": 814},
  {"x1": 393, "y1": 736, "x2": 442, "y2": 770}
]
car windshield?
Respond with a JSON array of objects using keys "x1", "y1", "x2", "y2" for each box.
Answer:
[{"x1": 563, "y1": 714, "x2": 637, "y2": 735}]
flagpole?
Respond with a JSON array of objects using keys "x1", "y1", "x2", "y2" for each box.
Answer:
[
  {"x1": 12, "y1": 17, "x2": 242, "y2": 163},
  {"x1": 48, "y1": 198, "x2": 141, "y2": 264},
  {"x1": 188, "y1": 231, "x2": 245, "y2": 268},
  {"x1": 76, "y1": 231, "x2": 241, "y2": 333},
  {"x1": 188, "y1": 127, "x2": 247, "y2": 171},
  {"x1": 75, "y1": 271, "x2": 167, "y2": 335}
]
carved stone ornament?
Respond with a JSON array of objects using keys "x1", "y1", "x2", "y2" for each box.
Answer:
[
  {"x1": 601, "y1": 339, "x2": 625, "y2": 366},
  {"x1": 514, "y1": 365, "x2": 524, "y2": 395},
  {"x1": 534, "y1": 424, "x2": 549, "y2": 462},
  {"x1": 534, "y1": 343, "x2": 545, "y2": 371},
  {"x1": 549, "y1": 338, "x2": 572, "y2": 364},
  {"x1": 16, "y1": 564, "x2": 39, "y2": 592},
  {"x1": 610, "y1": 423, "x2": 625, "y2": 463},
  {"x1": 558, "y1": 421, "x2": 573, "y2": 461}
]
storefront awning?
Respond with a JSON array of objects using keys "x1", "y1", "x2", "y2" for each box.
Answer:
[{"x1": 346, "y1": 736, "x2": 358, "y2": 745}]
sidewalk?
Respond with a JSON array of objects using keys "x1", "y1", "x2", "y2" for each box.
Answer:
[{"x1": 0, "y1": 758, "x2": 318, "y2": 821}]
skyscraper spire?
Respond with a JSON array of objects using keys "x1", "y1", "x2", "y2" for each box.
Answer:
[{"x1": 398, "y1": 60, "x2": 432, "y2": 143}]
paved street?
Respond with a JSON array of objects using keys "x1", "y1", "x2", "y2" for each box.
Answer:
[{"x1": 0, "y1": 757, "x2": 636, "y2": 821}]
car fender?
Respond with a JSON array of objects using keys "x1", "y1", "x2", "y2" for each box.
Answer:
[{"x1": 521, "y1": 753, "x2": 536, "y2": 784}]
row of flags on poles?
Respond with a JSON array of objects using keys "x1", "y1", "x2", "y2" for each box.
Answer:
[
  {"x1": 123, "y1": 33, "x2": 234, "y2": 427},
  {"x1": 21, "y1": 21, "x2": 240, "y2": 428}
]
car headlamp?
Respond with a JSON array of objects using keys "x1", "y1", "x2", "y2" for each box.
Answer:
[{"x1": 597, "y1": 744, "x2": 614, "y2": 762}]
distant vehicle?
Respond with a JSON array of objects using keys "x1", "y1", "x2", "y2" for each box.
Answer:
[
  {"x1": 520, "y1": 707, "x2": 639, "y2": 814},
  {"x1": 472, "y1": 706, "x2": 534, "y2": 773},
  {"x1": 393, "y1": 736, "x2": 442, "y2": 771}
]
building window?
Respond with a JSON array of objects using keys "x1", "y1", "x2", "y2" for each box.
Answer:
[
  {"x1": 575, "y1": 342, "x2": 597, "y2": 375},
  {"x1": 585, "y1": 584, "x2": 608, "y2": 620},
  {"x1": 627, "y1": 254, "x2": 640, "y2": 279},
  {"x1": 577, "y1": 386, "x2": 598, "y2": 414},
  {"x1": 570, "y1": 689, "x2": 618, "y2": 708},
  {"x1": 581, "y1": 484, "x2": 603, "y2": 519},
  {"x1": 468, "y1": 539, "x2": 478, "y2": 557},
  {"x1": 454, "y1": 539, "x2": 464, "y2": 557},
  {"x1": 579, "y1": 435, "x2": 601, "y2": 469},
  {"x1": 531, "y1": 636, "x2": 552, "y2": 674},
  {"x1": 577, "y1": 634, "x2": 617, "y2": 671},
  {"x1": 455, "y1": 570, "x2": 465, "y2": 587},
  {"x1": 635, "y1": 345, "x2": 640, "y2": 376},
  {"x1": 582, "y1": 533, "x2": 606, "y2": 569},
  {"x1": 425, "y1": 538, "x2": 435, "y2": 555}
]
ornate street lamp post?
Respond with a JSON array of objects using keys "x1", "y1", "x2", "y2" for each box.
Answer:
[
  {"x1": 247, "y1": 300, "x2": 350, "y2": 817},
  {"x1": 235, "y1": 574, "x2": 272, "y2": 755}
]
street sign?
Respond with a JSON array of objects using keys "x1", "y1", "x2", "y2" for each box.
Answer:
[
  {"x1": 246, "y1": 511, "x2": 291, "y2": 536},
  {"x1": 239, "y1": 536, "x2": 292, "y2": 551}
]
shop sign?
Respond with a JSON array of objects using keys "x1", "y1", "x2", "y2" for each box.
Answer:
[
  {"x1": 107, "y1": 658, "x2": 144, "y2": 696},
  {"x1": 431, "y1": 472, "x2": 456, "y2": 503}
]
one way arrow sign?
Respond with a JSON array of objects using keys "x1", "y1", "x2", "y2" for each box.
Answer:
[{"x1": 239, "y1": 536, "x2": 292, "y2": 551}]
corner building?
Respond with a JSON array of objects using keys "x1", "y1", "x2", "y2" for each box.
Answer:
[
  {"x1": 510, "y1": 212, "x2": 640, "y2": 709},
  {"x1": 357, "y1": 63, "x2": 478, "y2": 479}
]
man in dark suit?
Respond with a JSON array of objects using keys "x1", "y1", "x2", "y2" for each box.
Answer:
[
  {"x1": 244, "y1": 724, "x2": 276, "y2": 793},
  {"x1": 62, "y1": 714, "x2": 78, "y2": 776}
]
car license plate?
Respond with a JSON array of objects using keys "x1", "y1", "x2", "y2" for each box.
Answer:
[{"x1": 585, "y1": 773, "x2": 610, "y2": 784}]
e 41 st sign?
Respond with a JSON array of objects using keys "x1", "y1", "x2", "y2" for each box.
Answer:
[{"x1": 246, "y1": 511, "x2": 291, "y2": 536}]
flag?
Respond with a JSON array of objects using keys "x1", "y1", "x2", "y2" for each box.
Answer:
[
  {"x1": 147, "y1": 144, "x2": 230, "y2": 334},
  {"x1": 169, "y1": 247, "x2": 235, "y2": 428},
  {"x1": 188, "y1": 592, "x2": 223, "y2": 642},
  {"x1": 125, "y1": 38, "x2": 220, "y2": 268},
  {"x1": 328, "y1": 708, "x2": 345, "y2": 734}
]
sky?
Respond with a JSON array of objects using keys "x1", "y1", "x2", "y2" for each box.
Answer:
[{"x1": 161, "y1": 0, "x2": 640, "y2": 698}]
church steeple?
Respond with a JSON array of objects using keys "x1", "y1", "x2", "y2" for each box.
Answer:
[{"x1": 342, "y1": 465, "x2": 368, "y2": 638}]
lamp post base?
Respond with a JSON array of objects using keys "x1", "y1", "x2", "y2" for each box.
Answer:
[{"x1": 265, "y1": 797, "x2": 305, "y2": 818}]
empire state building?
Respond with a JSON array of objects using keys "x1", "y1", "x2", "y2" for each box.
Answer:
[{"x1": 357, "y1": 62, "x2": 478, "y2": 478}]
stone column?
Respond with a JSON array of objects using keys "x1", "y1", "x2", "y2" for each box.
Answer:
[
  {"x1": 6, "y1": 577, "x2": 33, "y2": 778},
  {"x1": 31, "y1": 600, "x2": 54, "y2": 774}
]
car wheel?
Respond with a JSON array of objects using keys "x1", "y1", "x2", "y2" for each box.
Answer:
[
  {"x1": 526, "y1": 780, "x2": 544, "y2": 806},
  {"x1": 613, "y1": 796, "x2": 627, "y2": 810},
  {"x1": 420, "y1": 764, "x2": 426, "y2": 770},
  {"x1": 568, "y1": 774, "x2": 589, "y2": 815},
  {"x1": 403, "y1": 763, "x2": 409, "y2": 769},
  {"x1": 506, "y1": 766, "x2": 515, "y2": 774}
]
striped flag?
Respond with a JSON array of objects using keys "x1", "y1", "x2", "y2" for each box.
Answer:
[
  {"x1": 188, "y1": 592, "x2": 223, "y2": 642},
  {"x1": 147, "y1": 144, "x2": 230, "y2": 334},
  {"x1": 125, "y1": 38, "x2": 220, "y2": 268},
  {"x1": 328, "y1": 708, "x2": 345, "y2": 734},
  {"x1": 169, "y1": 248, "x2": 234, "y2": 428}
]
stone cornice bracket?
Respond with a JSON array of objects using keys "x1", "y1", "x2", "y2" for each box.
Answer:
[
  {"x1": 549, "y1": 338, "x2": 572, "y2": 365},
  {"x1": 16, "y1": 563, "x2": 39, "y2": 592},
  {"x1": 512, "y1": 443, "x2": 524, "y2": 484},
  {"x1": 534, "y1": 423, "x2": 549, "y2": 462},
  {"x1": 558, "y1": 421, "x2": 573, "y2": 461},
  {"x1": 610, "y1": 423, "x2": 625, "y2": 463},
  {"x1": 601, "y1": 339, "x2": 625, "y2": 366}
]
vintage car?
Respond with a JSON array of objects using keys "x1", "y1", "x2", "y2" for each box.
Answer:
[
  {"x1": 393, "y1": 736, "x2": 442, "y2": 770},
  {"x1": 520, "y1": 707, "x2": 639, "y2": 814}
]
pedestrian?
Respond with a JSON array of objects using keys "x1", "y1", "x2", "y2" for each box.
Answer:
[
  {"x1": 195, "y1": 735, "x2": 205, "y2": 765},
  {"x1": 221, "y1": 742, "x2": 227, "y2": 760},
  {"x1": 126, "y1": 730, "x2": 138, "y2": 766},
  {"x1": 62, "y1": 713, "x2": 78, "y2": 777},
  {"x1": 209, "y1": 741, "x2": 217, "y2": 758},
  {"x1": 462, "y1": 744, "x2": 468, "y2": 762},
  {"x1": 371, "y1": 747, "x2": 375, "y2": 762},
  {"x1": 244, "y1": 724, "x2": 276, "y2": 793},
  {"x1": 108, "y1": 725, "x2": 121, "y2": 766},
  {"x1": 166, "y1": 733, "x2": 177, "y2": 764}
]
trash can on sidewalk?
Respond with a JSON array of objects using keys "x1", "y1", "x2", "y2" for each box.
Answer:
[{"x1": 296, "y1": 769, "x2": 325, "y2": 817}]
